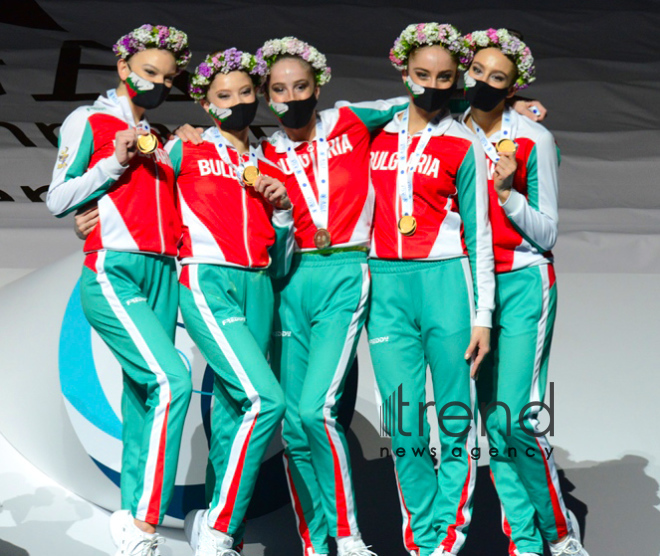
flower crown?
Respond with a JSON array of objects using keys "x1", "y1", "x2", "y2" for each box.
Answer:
[
  {"x1": 257, "y1": 37, "x2": 331, "y2": 87},
  {"x1": 113, "y1": 24, "x2": 191, "y2": 69},
  {"x1": 463, "y1": 29, "x2": 536, "y2": 90},
  {"x1": 189, "y1": 48, "x2": 267, "y2": 101},
  {"x1": 390, "y1": 23, "x2": 473, "y2": 72}
]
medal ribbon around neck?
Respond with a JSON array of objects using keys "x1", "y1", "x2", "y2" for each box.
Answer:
[
  {"x1": 208, "y1": 127, "x2": 258, "y2": 187},
  {"x1": 396, "y1": 107, "x2": 447, "y2": 219},
  {"x1": 107, "y1": 89, "x2": 151, "y2": 135},
  {"x1": 468, "y1": 107, "x2": 513, "y2": 165},
  {"x1": 284, "y1": 118, "x2": 330, "y2": 231}
]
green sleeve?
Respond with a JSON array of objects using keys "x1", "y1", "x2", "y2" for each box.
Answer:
[
  {"x1": 167, "y1": 138, "x2": 183, "y2": 178},
  {"x1": 456, "y1": 145, "x2": 479, "y2": 304},
  {"x1": 341, "y1": 97, "x2": 409, "y2": 132},
  {"x1": 346, "y1": 97, "x2": 468, "y2": 130},
  {"x1": 268, "y1": 209, "x2": 295, "y2": 279},
  {"x1": 455, "y1": 142, "x2": 495, "y2": 328}
]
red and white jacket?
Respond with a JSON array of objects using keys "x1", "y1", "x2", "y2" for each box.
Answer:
[
  {"x1": 461, "y1": 108, "x2": 559, "y2": 274},
  {"x1": 167, "y1": 128, "x2": 293, "y2": 272},
  {"x1": 47, "y1": 92, "x2": 180, "y2": 256},
  {"x1": 369, "y1": 111, "x2": 495, "y2": 328},
  {"x1": 260, "y1": 99, "x2": 408, "y2": 252}
]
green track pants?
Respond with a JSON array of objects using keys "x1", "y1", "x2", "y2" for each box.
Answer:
[
  {"x1": 478, "y1": 264, "x2": 571, "y2": 555},
  {"x1": 271, "y1": 251, "x2": 370, "y2": 556},
  {"x1": 179, "y1": 263, "x2": 285, "y2": 538},
  {"x1": 80, "y1": 250, "x2": 192, "y2": 525},
  {"x1": 367, "y1": 257, "x2": 478, "y2": 556}
]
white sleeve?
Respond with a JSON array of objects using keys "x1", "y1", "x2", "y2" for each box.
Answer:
[
  {"x1": 500, "y1": 129, "x2": 559, "y2": 252},
  {"x1": 46, "y1": 108, "x2": 128, "y2": 217}
]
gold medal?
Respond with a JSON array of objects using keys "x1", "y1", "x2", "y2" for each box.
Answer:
[
  {"x1": 313, "y1": 228, "x2": 332, "y2": 250},
  {"x1": 242, "y1": 165, "x2": 260, "y2": 187},
  {"x1": 496, "y1": 138, "x2": 517, "y2": 154},
  {"x1": 137, "y1": 133, "x2": 158, "y2": 155},
  {"x1": 398, "y1": 215, "x2": 417, "y2": 236}
]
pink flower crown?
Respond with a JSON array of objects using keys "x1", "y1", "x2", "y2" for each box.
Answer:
[
  {"x1": 390, "y1": 23, "x2": 473, "y2": 72},
  {"x1": 257, "y1": 37, "x2": 331, "y2": 87},
  {"x1": 463, "y1": 29, "x2": 536, "y2": 90}
]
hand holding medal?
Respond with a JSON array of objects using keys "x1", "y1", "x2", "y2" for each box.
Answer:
[
  {"x1": 253, "y1": 173, "x2": 292, "y2": 211},
  {"x1": 493, "y1": 140, "x2": 518, "y2": 198},
  {"x1": 107, "y1": 88, "x2": 159, "y2": 162},
  {"x1": 114, "y1": 128, "x2": 144, "y2": 165}
]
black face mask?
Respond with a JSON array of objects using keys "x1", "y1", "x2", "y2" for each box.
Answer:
[
  {"x1": 269, "y1": 94, "x2": 318, "y2": 129},
  {"x1": 405, "y1": 76, "x2": 455, "y2": 113},
  {"x1": 209, "y1": 99, "x2": 259, "y2": 131},
  {"x1": 464, "y1": 75, "x2": 510, "y2": 112},
  {"x1": 125, "y1": 71, "x2": 171, "y2": 110}
]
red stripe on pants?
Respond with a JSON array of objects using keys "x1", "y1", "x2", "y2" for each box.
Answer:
[
  {"x1": 324, "y1": 420, "x2": 350, "y2": 536},
  {"x1": 145, "y1": 395, "x2": 171, "y2": 524},
  {"x1": 535, "y1": 438, "x2": 568, "y2": 539},
  {"x1": 489, "y1": 470, "x2": 518, "y2": 556},
  {"x1": 442, "y1": 447, "x2": 472, "y2": 551},
  {"x1": 214, "y1": 413, "x2": 260, "y2": 531},
  {"x1": 284, "y1": 454, "x2": 315, "y2": 554},
  {"x1": 394, "y1": 467, "x2": 419, "y2": 552}
]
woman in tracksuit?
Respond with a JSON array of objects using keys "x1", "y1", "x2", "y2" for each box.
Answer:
[
  {"x1": 460, "y1": 29, "x2": 589, "y2": 556},
  {"x1": 171, "y1": 48, "x2": 294, "y2": 556},
  {"x1": 46, "y1": 25, "x2": 193, "y2": 556},
  {"x1": 257, "y1": 36, "x2": 412, "y2": 556},
  {"x1": 367, "y1": 23, "x2": 494, "y2": 556}
]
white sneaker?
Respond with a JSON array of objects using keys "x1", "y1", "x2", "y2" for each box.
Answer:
[
  {"x1": 336, "y1": 535, "x2": 377, "y2": 556},
  {"x1": 548, "y1": 509, "x2": 589, "y2": 556},
  {"x1": 549, "y1": 537, "x2": 589, "y2": 556},
  {"x1": 567, "y1": 509, "x2": 582, "y2": 542},
  {"x1": 109, "y1": 510, "x2": 164, "y2": 556},
  {"x1": 184, "y1": 509, "x2": 239, "y2": 556}
]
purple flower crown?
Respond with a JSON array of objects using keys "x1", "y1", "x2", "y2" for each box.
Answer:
[
  {"x1": 113, "y1": 24, "x2": 191, "y2": 69},
  {"x1": 463, "y1": 29, "x2": 536, "y2": 91},
  {"x1": 390, "y1": 23, "x2": 473, "y2": 72},
  {"x1": 189, "y1": 48, "x2": 267, "y2": 101}
]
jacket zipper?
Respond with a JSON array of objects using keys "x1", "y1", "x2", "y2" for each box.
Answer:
[
  {"x1": 154, "y1": 160, "x2": 165, "y2": 254},
  {"x1": 242, "y1": 187, "x2": 252, "y2": 267}
]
